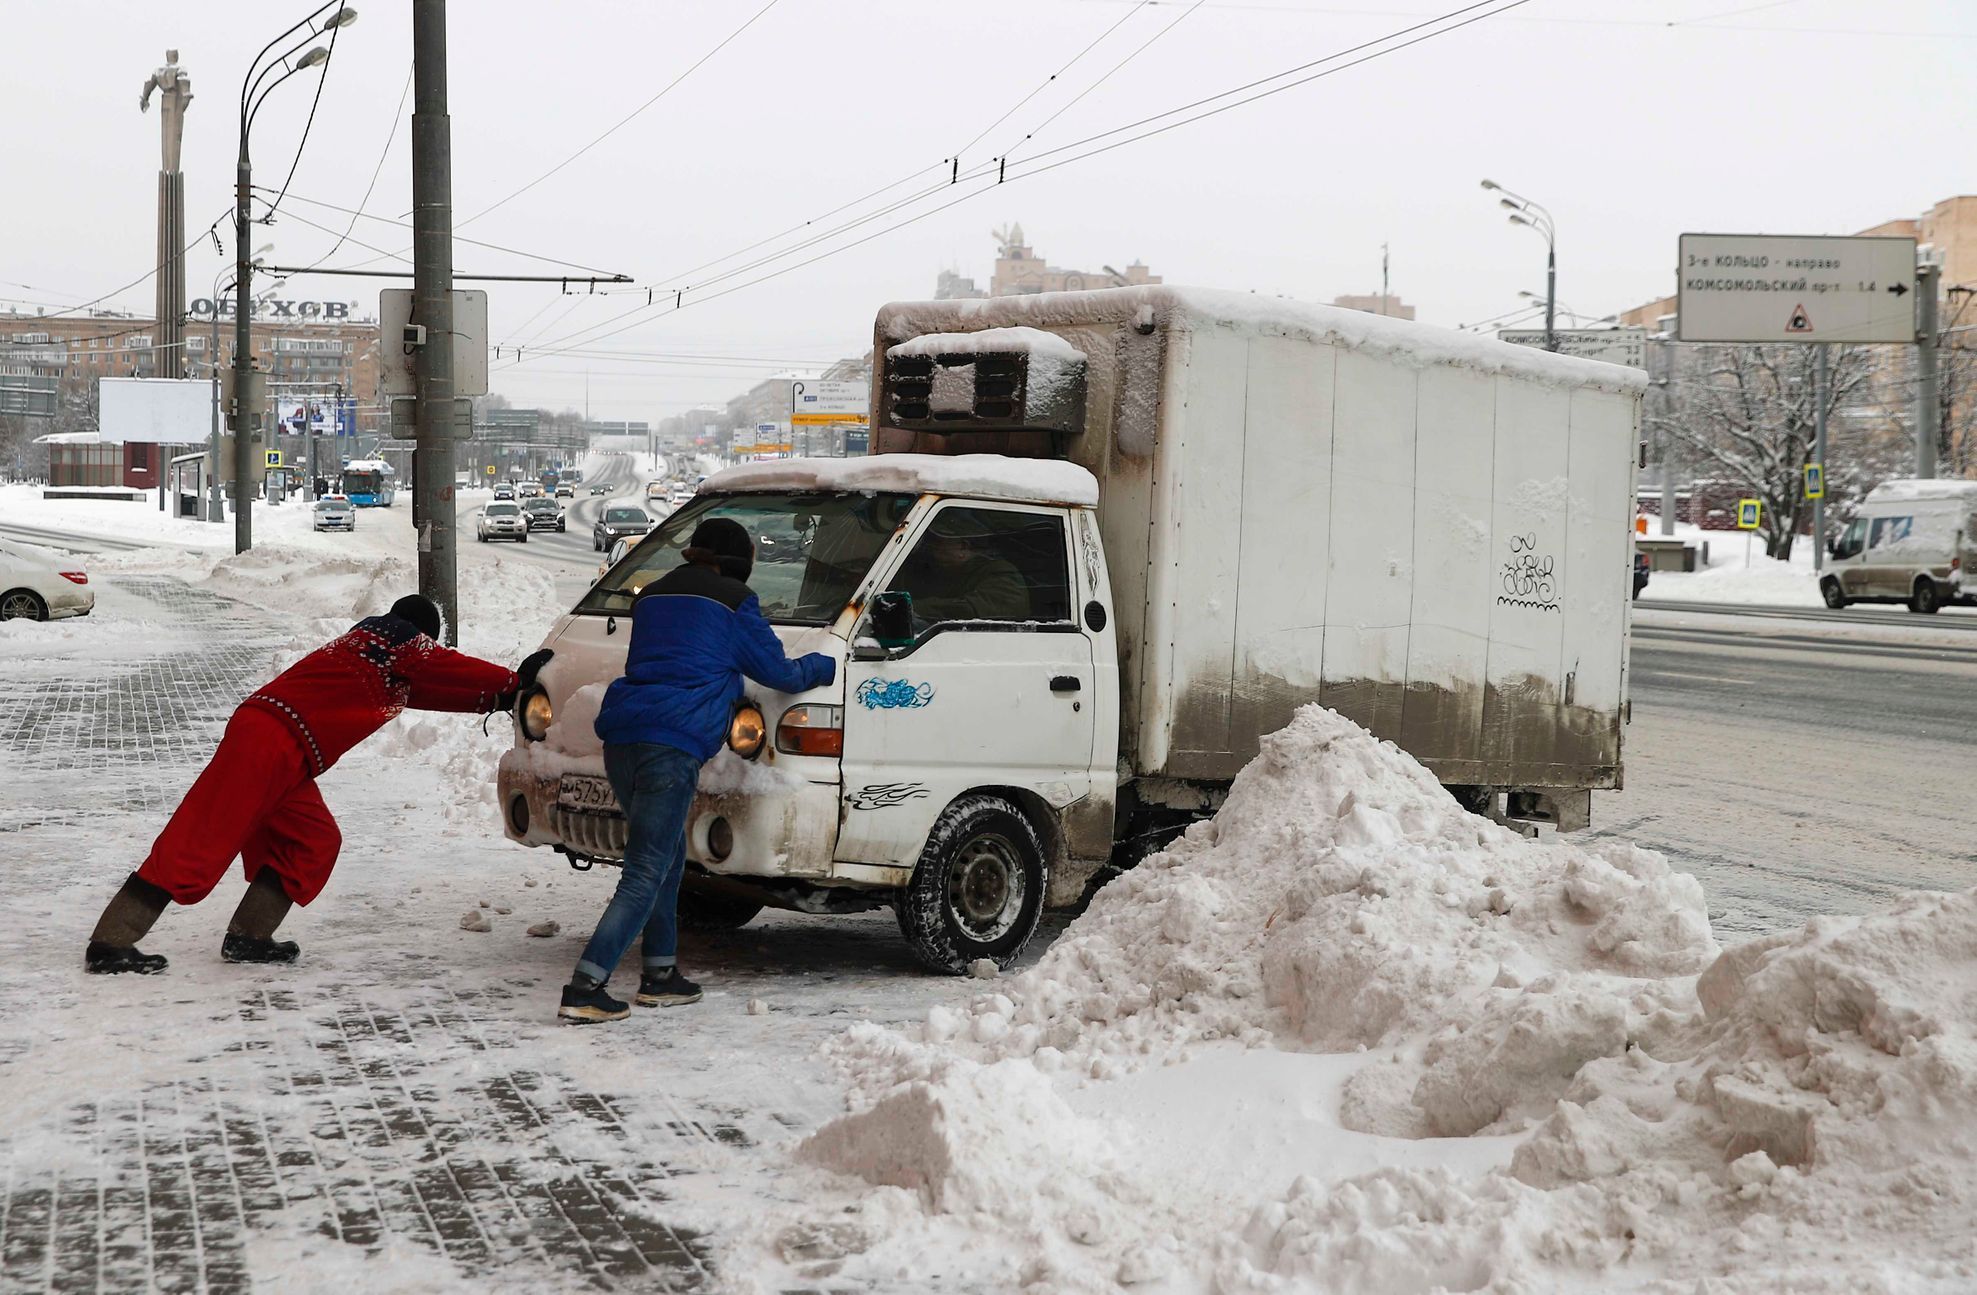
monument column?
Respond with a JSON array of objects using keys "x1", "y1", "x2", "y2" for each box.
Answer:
[{"x1": 141, "y1": 51, "x2": 193, "y2": 380}]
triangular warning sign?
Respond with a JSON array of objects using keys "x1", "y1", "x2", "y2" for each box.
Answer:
[{"x1": 1785, "y1": 304, "x2": 1814, "y2": 334}]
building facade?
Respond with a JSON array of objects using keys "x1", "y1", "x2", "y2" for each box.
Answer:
[
  {"x1": 2, "y1": 298, "x2": 383, "y2": 488},
  {"x1": 934, "y1": 225, "x2": 1160, "y2": 300},
  {"x1": 1330, "y1": 292, "x2": 1416, "y2": 320}
]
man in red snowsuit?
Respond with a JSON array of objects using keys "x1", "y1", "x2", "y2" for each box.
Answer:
[{"x1": 85, "y1": 594, "x2": 550, "y2": 974}]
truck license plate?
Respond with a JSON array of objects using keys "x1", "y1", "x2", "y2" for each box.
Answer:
[{"x1": 557, "y1": 773, "x2": 621, "y2": 816}]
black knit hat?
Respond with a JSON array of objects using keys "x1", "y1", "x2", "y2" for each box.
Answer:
[
  {"x1": 389, "y1": 593, "x2": 443, "y2": 639},
  {"x1": 684, "y1": 517, "x2": 754, "y2": 582}
]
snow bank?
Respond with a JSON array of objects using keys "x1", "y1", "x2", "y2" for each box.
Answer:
[
  {"x1": 886, "y1": 325, "x2": 1084, "y2": 363},
  {"x1": 703, "y1": 453, "x2": 1099, "y2": 508},
  {"x1": 787, "y1": 705, "x2": 1977, "y2": 1291}
]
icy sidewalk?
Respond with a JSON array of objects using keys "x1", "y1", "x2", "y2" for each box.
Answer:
[{"x1": 0, "y1": 575, "x2": 743, "y2": 1293}]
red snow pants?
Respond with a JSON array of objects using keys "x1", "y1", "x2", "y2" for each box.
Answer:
[{"x1": 135, "y1": 706, "x2": 343, "y2": 906}]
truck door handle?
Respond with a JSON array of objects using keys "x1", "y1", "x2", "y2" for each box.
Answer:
[{"x1": 1050, "y1": 675, "x2": 1082, "y2": 693}]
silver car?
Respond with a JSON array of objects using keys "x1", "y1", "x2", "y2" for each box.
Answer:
[
  {"x1": 312, "y1": 495, "x2": 356, "y2": 532},
  {"x1": 478, "y1": 501, "x2": 530, "y2": 543}
]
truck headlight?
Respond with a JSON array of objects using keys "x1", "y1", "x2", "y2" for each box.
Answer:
[
  {"x1": 727, "y1": 703, "x2": 767, "y2": 760},
  {"x1": 520, "y1": 689, "x2": 553, "y2": 742}
]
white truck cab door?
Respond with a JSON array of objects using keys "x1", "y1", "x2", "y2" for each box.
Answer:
[{"x1": 836, "y1": 501, "x2": 1095, "y2": 868}]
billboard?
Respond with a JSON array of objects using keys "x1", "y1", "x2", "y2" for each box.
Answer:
[{"x1": 97, "y1": 377, "x2": 211, "y2": 445}]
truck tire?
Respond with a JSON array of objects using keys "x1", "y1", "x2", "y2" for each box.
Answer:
[
  {"x1": 1909, "y1": 579, "x2": 1940, "y2": 614},
  {"x1": 678, "y1": 889, "x2": 763, "y2": 931},
  {"x1": 1820, "y1": 578, "x2": 1847, "y2": 609},
  {"x1": 897, "y1": 795, "x2": 1047, "y2": 974}
]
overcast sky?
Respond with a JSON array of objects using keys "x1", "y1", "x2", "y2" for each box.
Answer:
[{"x1": 4, "y1": 0, "x2": 1972, "y2": 421}]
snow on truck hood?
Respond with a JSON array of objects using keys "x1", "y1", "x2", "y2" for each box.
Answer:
[{"x1": 700, "y1": 453, "x2": 1099, "y2": 508}]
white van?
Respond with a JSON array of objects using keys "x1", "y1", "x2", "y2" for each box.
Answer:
[
  {"x1": 495, "y1": 286, "x2": 1644, "y2": 971},
  {"x1": 1821, "y1": 479, "x2": 1977, "y2": 613}
]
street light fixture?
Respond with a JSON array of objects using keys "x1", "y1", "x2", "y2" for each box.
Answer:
[
  {"x1": 1482, "y1": 179, "x2": 1558, "y2": 353},
  {"x1": 232, "y1": 2, "x2": 358, "y2": 554}
]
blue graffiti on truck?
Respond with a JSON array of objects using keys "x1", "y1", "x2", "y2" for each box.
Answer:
[{"x1": 855, "y1": 678, "x2": 935, "y2": 710}]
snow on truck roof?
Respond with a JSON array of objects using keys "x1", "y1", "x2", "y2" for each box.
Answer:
[
  {"x1": 875, "y1": 284, "x2": 1649, "y2": 395},
  {"x1": 1865, "y1": 478, "x2": 1977, "y2": 503},
  {"x1": 701, "y1": 453, "x2": 1100, "y2": 507}
]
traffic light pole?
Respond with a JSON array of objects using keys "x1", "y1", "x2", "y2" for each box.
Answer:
[{"x1": 412, "y1": 0, "x2": 458, "y2": 643}]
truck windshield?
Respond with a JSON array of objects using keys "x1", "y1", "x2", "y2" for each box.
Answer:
[{"x1": 577, "y1": 491, "x2": 915, "y2": 624}]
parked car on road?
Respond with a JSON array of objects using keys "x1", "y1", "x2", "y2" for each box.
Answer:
[
  {"x1": 1821, "y1": 479, "x2": 1977, "y2": 613},
  {"x1": 523, "y1": 498, "x2": 566, "y2": 532},
  {"x1": 477, "y1": 502, "x2": 530, "y2": 543},
  {"x1": 312, "y1": 495, "x2": 356, "y2": 533},
  {"x1": 0, "y1": 541, "x2": 93, "y2": 621},
  {"x1": 592, "y1": 506, "x2": 653, "y2": 552}
]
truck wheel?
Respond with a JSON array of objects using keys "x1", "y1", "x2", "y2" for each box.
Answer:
[
  {"x1": 678, "y1": 889, "x2": 763, "y2": 931},
  {"x1": 897, "y1": 795, "x2": 1047, "y2": 974},
  {"x1": 1820, "y1": 578, "x2": 1847, "y2": 609},
  {"x1": 1909, "y1": 579, "x2": 1940, "y2": 614}
]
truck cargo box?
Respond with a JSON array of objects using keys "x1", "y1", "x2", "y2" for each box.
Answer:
[{"x1": 873, "y1": 286, "x2": 1647, "y2": 793}]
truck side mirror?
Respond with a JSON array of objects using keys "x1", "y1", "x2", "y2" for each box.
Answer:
[{"x1": 868, "y1": 590, "x2": 915, "y2": 648}]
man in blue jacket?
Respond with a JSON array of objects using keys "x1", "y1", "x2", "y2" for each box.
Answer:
[{"x1": 560, "y1": 517, "x2": 836, "y2": 1024}]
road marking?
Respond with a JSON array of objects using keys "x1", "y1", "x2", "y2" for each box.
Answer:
[{"x1": 1639, "y1": 669, "x2": 1747, "y2": 685}]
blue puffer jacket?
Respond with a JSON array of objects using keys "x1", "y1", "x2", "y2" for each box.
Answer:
[{"x1": 594, "y1": 561, "x2": 836, "y2": 760}]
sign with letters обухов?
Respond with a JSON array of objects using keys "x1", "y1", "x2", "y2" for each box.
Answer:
[{"x1": 1677, "y1": 234, "x2": 1917, "y2": 345}]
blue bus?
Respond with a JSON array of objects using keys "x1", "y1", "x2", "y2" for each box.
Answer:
[{"x1": 340, "y1": 459, "x2": 397, "y2": 507}]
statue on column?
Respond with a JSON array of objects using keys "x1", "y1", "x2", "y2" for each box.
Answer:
[{"x1": 140, "y1": 49, "x2": 194, "y2": 172}]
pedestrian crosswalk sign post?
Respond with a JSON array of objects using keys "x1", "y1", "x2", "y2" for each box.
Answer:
[
  {"x1": 1804, "y1": 464, "x2": 1825, "y2": 500},
  {"x1": 264, "y1": 450, "x2": 282, "y2": 469},
  {"x1": 1737, "y1": 499, "x2": 1762, "y2": 529}
]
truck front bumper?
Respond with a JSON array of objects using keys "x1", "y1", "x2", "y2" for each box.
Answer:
[{"x1": 496, "y1": 749, "x2": 842, "y2": 880}]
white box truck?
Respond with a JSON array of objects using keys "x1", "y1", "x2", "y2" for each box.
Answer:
[{"x1": 495, "y1": 286, "x2": 1646, "y2": 971}]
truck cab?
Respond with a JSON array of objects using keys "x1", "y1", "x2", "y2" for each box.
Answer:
[{"x1": 498, "y1": 456, "x2": 1111, "y2": 971}]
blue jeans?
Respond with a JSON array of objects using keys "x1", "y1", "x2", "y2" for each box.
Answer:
[{"x1": 574, "y1": 742, "x2": 700, "y2": 986}]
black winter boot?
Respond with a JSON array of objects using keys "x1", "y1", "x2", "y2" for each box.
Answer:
[
  {"x1": 558, "y1": 975, "x2": 630, "y2": 1024},
  {"x1": 636, "y1": 967, "x2": 703, "y2": 1007},
  {"x1": 85, "y1": 874, "x2": 173, "y2": 974},
  {"x1": 224, "y1": 871, "x2": 299, "y2": 964}
]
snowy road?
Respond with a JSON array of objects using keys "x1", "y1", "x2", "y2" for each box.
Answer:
[{"x1": 1597, "y1": 604, "x2": 1977, "y2": 936}]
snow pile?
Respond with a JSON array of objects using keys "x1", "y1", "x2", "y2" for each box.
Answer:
[{"x1": 790, "y1": 706, "x2": 1977, "y2": 1291}]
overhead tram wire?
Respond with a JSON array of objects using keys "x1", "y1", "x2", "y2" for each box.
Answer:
[
  {"x1": 502, "y1": 0, "x2": 1524, "y2": 370},
  {"x1": 262, "y1": 189, "x2": 629, "y2": 277},
  {"x1": 504, "y1": 0, "x2": 1174, "y2": 363},
  {"x1": 998, "y1": 0, "x2": 1207, "y2": 163},
  {"x1": 10, "y1": 210, "x2": 230, "y2": 323},
  {"x1": 292, "y1": 60, "x2": 412, "y2": 272}
]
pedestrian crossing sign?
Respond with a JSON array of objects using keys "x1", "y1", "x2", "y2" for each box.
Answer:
[
  {"x1": 1737, "y1": 498, "x2": 1762, "y2": 530},
  {"x1": 1804, "y1": 464, "x2": 1825, "y2": 500},
  {"x1": 264, "y1": 450, "x2": 283, "y2": 469}
]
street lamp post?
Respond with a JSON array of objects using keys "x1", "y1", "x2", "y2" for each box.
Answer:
[
  {"x1": 1483, "y1": 180, "x2": 1557, "y2": 353},
  {"x1": 233, "y1": 3, "x2": 357, "y2": 554}
]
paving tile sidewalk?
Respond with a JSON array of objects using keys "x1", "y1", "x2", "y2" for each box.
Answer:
[{"x1": 0, "y1": 578, "x2": 726, "y2": 1294}]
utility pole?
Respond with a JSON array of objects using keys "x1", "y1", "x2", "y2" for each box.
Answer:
[
  {"x1": 1543, "y1": 240, "x2": 1558, "y2": 354},
  {"x1": 1813, "y1": 345, "x2": 1828, "y2": 571},
  {"x1": 412, "y1": 0, "x2": 458, "y2": 643},
  {"x1": 234, "y1": 146, "x2": 256, "y2": 553},
  {"x1": 1915, "y1": 261, "x2": 1939, "y2": 479}
]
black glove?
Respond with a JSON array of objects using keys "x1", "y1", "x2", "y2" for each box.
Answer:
[{"x1": 516, "y1": 648, "x2": 553, "y2": 692}]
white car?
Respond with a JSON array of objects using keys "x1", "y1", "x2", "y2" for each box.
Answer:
[
  {"x1": 668, "y1": 487, "x2": 695, "y2": 505},
  {"x1": 312, "y1": 495, "x2": 356, "y2": 532},
  {"x1": 477, "y1": 501, "x2": 530, "y2": 543},
  {"x1": 0, "y1": 541, "x2": 95, "y2": 621}
]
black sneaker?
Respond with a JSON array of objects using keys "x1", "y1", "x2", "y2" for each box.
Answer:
[
  {"x1": 636, "y1": 968, "x2": 702, "y2": 1007},
  {"x1": 85, "y1": 941, "x2": 168, "y2": 975},
  {"x1": 222, "y1": 933, "x2": 301, "y2": 964},
  {"x1": 558, "y1": 981, "x2": 630, "y2": 1024}
]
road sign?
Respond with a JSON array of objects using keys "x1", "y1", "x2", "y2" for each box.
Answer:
[
  {"x1": 265, "y1": 450, "x2": 283, "y2": 469},
  {"x1": 1737, "y1": 498, "x2": 1762, "y2": 530},
  {"x1": 378, "y1": 289, "x2": 490, "y2": 397},
  {"x1": 1804, "y1": 463, "x2": 1825, "y2": 500},
  {"x1": 484, "y1": 464, "x2": 496, "y2": 476},
  {"x1": 1498, "y1": 327, "x2": 1649, "y2": 369},
  {"x1": 790, "y1": 378, "x2": 869, "y2": 427},
  {"x1": 1677, "y1": 234, "x2": 1917, "y2": 344}
]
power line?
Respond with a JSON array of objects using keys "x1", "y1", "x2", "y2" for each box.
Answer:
[
  {"x1": 263, "y1": 5, "x2": 347, "y2": 220},
  {"x1": 505, "y1": 0, "x2": 1524, "y2": 368},
  {"x1": 294, "y1": 59, "x2": 412, "y2": 271},
  {"x1": 951, "y1": 0, "x2": 1153, "y2": 163},
  {"x1": 263, "y1": 189, "x2": 629, "y2": 277},
  {"x1": 1000, "y1": 0, "x2": 1207, "y2": 163},
  {"x1": 4, "y1": 210, "x2": 230, "y2": 324}
]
